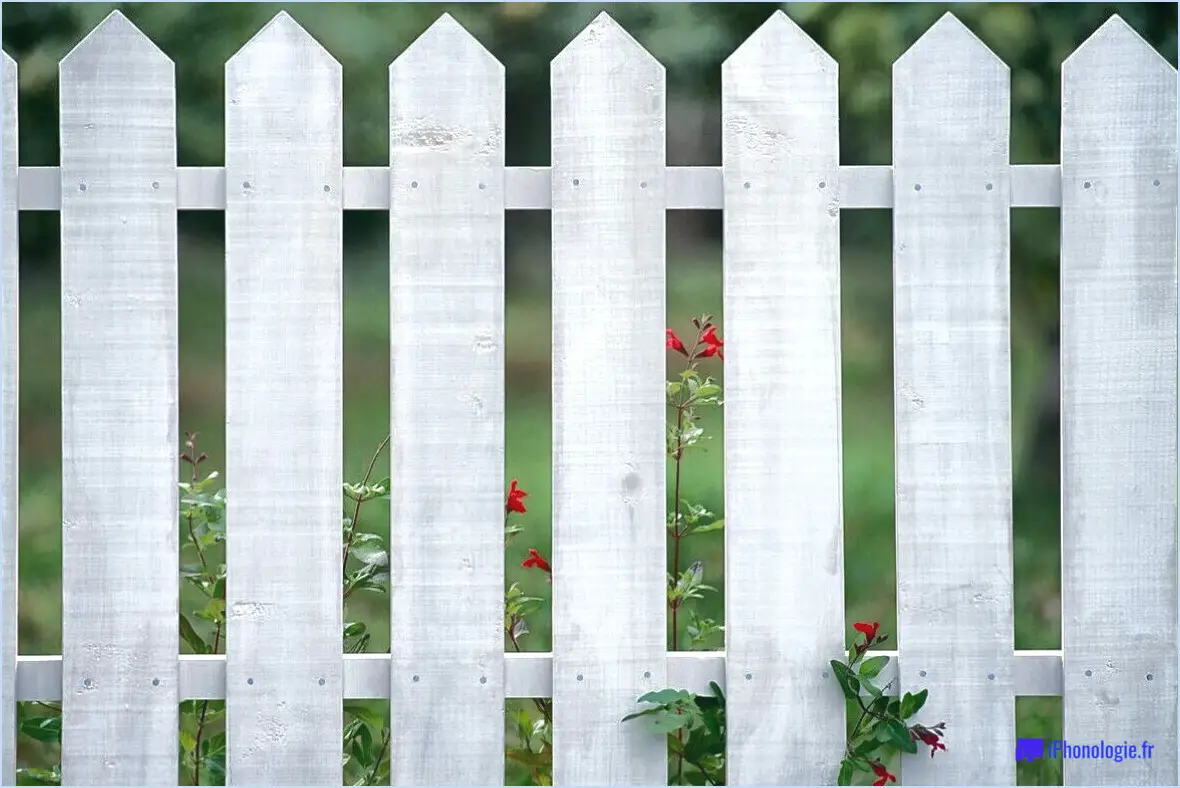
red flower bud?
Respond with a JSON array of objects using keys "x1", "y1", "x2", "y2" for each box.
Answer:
[
  {"x1": 853, "y1": 621, "x2": 880, "y2": 644},
  {"x1": 666, "y1": 329, "x2": 689, "y2": 356},
  {"x1": 871, "y1": 762, "x2": 897, "y2": 786},
  {"x1": 699, "y1": 325, "x2": 724, "y2": 360},
  {"x1": 916, "y1": 727, "x2": 947, "y2": 758},
  {"x1": 506, "y1": 478, "x2": 528, "y2": 514},
  {"x1": 521, "y1": 547, "x2": 551, "y2": 574}
]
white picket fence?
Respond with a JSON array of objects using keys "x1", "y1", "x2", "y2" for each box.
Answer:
[{"x1": 1, "y1": 8, "x2": 1177, "y2": 786}]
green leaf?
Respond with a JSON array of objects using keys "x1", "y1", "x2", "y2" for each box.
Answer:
[
  {"x1": 179, "y1": 613, "x2": 207, "y2": 654},
  {"x1": 830, "y1": 660, "x2": 860, "y2": 700},
  {"x1": 344, "y1": 702, "x2": 384, "y2": 731},
  {"x1": 858, "y1": 655, "x2": 889, "y2": 679},
  {"x1": 15, "y1": 767, "x2": 60, "y2": 786},
  {"x1": 18, "y1": 716, "x2": 60, "y2": 743},
  {"x1": 648, "y1": 713, "x2": 692, "y2": 734},
  {"x1": 691, "y1": 518, "x2": 724, "y2": 533},
  {"x1": 887, "y1": 719, "x2": 918, "y2": 753},
  {"x1": 203, "y1": 752, "x2": 226, "y2": 783},
  {"x1": 636, "y1": 688, "x2": 689, "y2": 705},
  {"x1": 837, "y1": 759, "x2": 854, "y2": 786},
  {"x1": 621, "y1": 707, "x2": 662, "y2": 723},
  {"x1": 901, "y1": 688, "x2": 928, "y2": 719},
  {"x1": 861, "y1": 676, "x2": 883, "y2": 698},
  {"x1": 851, "y1": 737, "x2": 881, "y2": 758}
]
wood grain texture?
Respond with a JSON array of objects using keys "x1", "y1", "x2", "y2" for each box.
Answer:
[
  {"x1": 15, "y1": 649, "x2": 1071, "y2": 701},
  {"x1": 550, "y1": 13, "x2": 667, "y2": 786},
  {"x1": 1, "y1": 51, "x2": 18, "y2": 786},
  {"x1": 57, "y1": 12, "x2": 179, "y2": 785},
  {"x1": 223, "y1": 13, "x2": 342, "y2": 785},
  {"x1": 1060, "y1": 17, "x2": 1178, "y2": 786},
  {"x1": 387, "y1": 15, "x2": 505, "y2": 785},
  {"x1": 16, "y1": 164, "x2": 1068, "y2": 211},
  {"x1": 720, "y1": 12, "x2": 845, "y2": 785},
  {"x1": 892, "y1": 14, "x2": 1015, "y2": 785}
]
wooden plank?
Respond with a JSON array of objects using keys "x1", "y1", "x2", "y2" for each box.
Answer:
[
  {"x1": 387, "y1": 14, "x2": 505, "y2": 785},
  {"x1": 1060, "y1": 17, "x2": 1178, "y2": 786},
  {"x1": 720, "y1": 12, "x2": 845, "y2": 785},
  {"x1": 891, "y1": 13, "x2": 1015, "y2": 784},
  {"x1": 15, "y1": 649, "x2": 1071, "y2": 701},
  {"x1": 1, "y1": 51, "x2": 18, "y2": 786},
  {"x1": 16, "y1": 164, "x2": 1067, "y2": 212},
  {"x1": 223, "y1": 13, "x2": 342, "y2": 785},
  {"x1": 550, "y1": 12, "x2": 667, "y2": 785},
  {"x1": 57, "y1": 12, "x2": 179, "y2": 785}
]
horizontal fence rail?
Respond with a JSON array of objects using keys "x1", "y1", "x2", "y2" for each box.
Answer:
[
  {"x1": 14, "y1": 651, "x2": 1068, "y2": 701},
  {"x1": 1, "y1": 6, "x2": 1177, "y2": 787},
  {"x1": 17, "y1": 164, "x2": 1065, "y2": 209}
]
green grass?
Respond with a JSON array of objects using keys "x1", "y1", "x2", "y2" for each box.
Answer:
[{"x1": 15, "y1": 234, "x2": 1063, "y2": 783}]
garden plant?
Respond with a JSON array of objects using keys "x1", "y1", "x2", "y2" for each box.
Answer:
[{"x1": 14, "y1": 316, "x2": 944, "y2": 786}]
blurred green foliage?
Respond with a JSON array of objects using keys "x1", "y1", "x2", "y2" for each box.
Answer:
[{"x1": 3, "y1": 3, "x2": 1176, "y2": 785}]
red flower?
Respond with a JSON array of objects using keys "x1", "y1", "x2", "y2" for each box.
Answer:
[
  {"x1": 521, "y1": 548, "x2": 551, "y2": 574},
  {"x1": 870, "y1": 762, "x2": 896, "y2": 786},
  {"x1": 666, "y1": 329, "x2": 689, "y2": 356},
  {"x1": 506, "y1": 479, "x2": 528, "y2": 514},
  {"x1": 699, "y1": 326, "x2": 724, "y2": 359},
  {"x1": 854, "y1": 621, "x2": 880, "y2": 644},
  {"x1": 916, "y1": 728, "x2": 947, "y2": 758}
]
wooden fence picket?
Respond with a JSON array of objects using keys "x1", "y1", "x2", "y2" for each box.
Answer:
[
  {"x1": 721, "y1": 11, "x2": 846, "y2": 785},
  {"x1": 550, "y1": 12, "x2": 669, "y2": 785},
  {"x1": 223, "y1": 12, "x2": 343, "y2": 785},
  {"x1": 1, "y1": 50, "x2": 18, "y2": 785},
  {"x1": 387, "y1": 14, "x2": 506, "y2": 785},
  {"x1": 58, "y1": 12, "x2": 179, "y2": 785},
  {"x1": 891, "y1": 13, "x2": 1015, "y2": 784},
  {"x1": 1060, "y1": 17, "x2": 1179, "y2": 786}
]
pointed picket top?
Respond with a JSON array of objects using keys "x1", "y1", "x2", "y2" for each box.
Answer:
[
  {"x1": 723, "y1": 10, "x2": 834, "y2": 73},
  {"x1": 228, "y1": 11, "x2": 338, "y2": 73},
  {"x1": 60, "y1": 10, "x2": 170, "y2": 73},
  {"x1": 2, "y1": 51, "x2": 14, "y2": 89},
  {"x1": 1064, "y1": 15, "x2": 1175, "y2": 77},
  {"x1": 895, "y1": 12, "x2": 1006, "y2": 78},
  {"x1": 394, "y1": 12, "x2": 500, "y2": 71},
  {"x1": 552, "y1": 11, "x2": 661, "y2": 76}
]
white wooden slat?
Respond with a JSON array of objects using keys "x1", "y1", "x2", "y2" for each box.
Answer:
[
  {"x1": 550, "y1": 13, "x2": 667, "y2": 786},
  {"x1": 1060, "y1": 17, "x2": 1178, "y2": 786},
  {"x1": 15, "y1": 649, "x2": 1070, "y2": 701},
  {"x1": 1, "y1": 51, "x2": 19, "y2": 786},
  {"x1": 57, "y1": 12, "x2": 179, "y2": 785},
  {"x1": 224, "y1": 13, "x2": 342, "y2": 785},
  {"x1": 387, "y1": 14, "x2": 505, "y2": 785},
  {"x1": 720, "y1": 12, "x2": 845, "y2": 785},
  {"x1": 892, "y1": 14, "x2": 1015, "y2": 785},
  {"x1": 16, "y1": 164, "x2": 1067, "y2": 211}
]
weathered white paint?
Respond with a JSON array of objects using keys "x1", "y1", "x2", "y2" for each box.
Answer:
[
  {"x1": 1, "y1": 51, "x2": 19, "y2": 784},
  {"x1": 16, "y1": 163, "x2": 1066, "y2": 211},
  {"x1": 388, "y1": 14, "x2": 506, "y2": 786},
  {"x1": 721, "y1": 11, "x2": 845, "y2": 785},
  {"x1": 1060, "y1": 17, "x2": 1179, "y2": 787},
  {"x1": 223, "y1": 13, "x2": 342, "y2": 785},
  {"x1": 57, "y1": 12, "x2": 179, "y2": 785},
  {"x1": 892, "y1": 13, "x2": 1015, "y2": 785},
  {"x1": 550, "y1": 13, "x2": 668, "y2": 786},
  {"x1": 1, "y1": 10, "x2": 1177, "y2": 787},
  {"x1": 13, "y1": 649, "x2": 1071, "y2": 702}
]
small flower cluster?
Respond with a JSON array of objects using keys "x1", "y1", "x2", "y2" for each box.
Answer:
[
  {"x1": 666, "y1": 325, "x2": 723, "y2": 360},
  {"x1": 835, "y1": 622, "x2": 947, "y2": 786}
]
